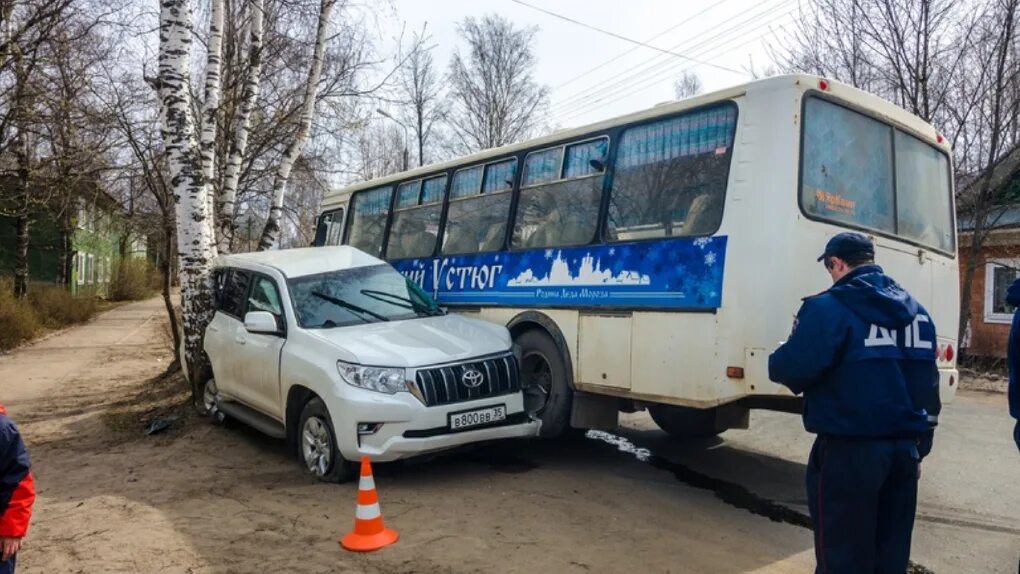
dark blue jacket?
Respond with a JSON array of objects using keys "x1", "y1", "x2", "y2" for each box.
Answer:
[
  {"x1": 768, "y1": 265, "x2": 940, "y2": 457},
  {"x1": 1004, "y1": 279, "x2": 1020, "y2": 453}
]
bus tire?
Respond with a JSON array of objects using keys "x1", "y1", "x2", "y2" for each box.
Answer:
[
  {"x1": 516, "y1": 329, "x2": 572, "y2": 438},
  {"x1": 648, "y1": 404, "x2": 722, "y2": 438}
]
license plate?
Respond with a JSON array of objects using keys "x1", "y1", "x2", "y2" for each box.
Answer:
[{"x1": 449, "y1": 405, "x2": 507, "y2": 430}]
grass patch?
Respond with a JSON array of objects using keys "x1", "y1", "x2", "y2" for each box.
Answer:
[
  {"x1": 0, "y1": 277, "x2": 108, "y2": 351},
  {"x1": 0, "y1": 278, "x2": 40, "y2": 350},
  {"x1": 109, "y1": 258, "x2": 162, "y2": 301},
  {"x1": 28, "y1": 282, "x2": 98, "y2": 328}
]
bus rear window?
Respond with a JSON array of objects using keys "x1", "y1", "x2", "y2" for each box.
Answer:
[{"x1": 801, "y1": 96, "x2": 954, "y2": 253}]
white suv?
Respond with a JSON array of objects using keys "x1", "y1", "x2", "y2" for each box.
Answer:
[{"x1": 202, "y1": 246, "x2": 540, "y2": 482}]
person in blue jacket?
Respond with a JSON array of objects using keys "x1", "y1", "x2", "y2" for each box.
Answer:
[
  {"x1": 1004, "y1": 278, "x2": 1020, "y2": 454},
  {"x1": 769, "y1": 232, "x2": 940, "y2": 574}
]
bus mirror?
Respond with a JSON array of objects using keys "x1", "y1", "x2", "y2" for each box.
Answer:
[{"x1": 589, "y1": 159, "x2": 605, "y2": 172}]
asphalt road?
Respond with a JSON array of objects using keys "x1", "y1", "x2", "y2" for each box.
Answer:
[{"x1": 616, "y1": 390, "x2": 1020, "y2": 574}]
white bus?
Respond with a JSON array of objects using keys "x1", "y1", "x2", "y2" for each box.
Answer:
[{"x1": 313, "y1": 74, "x2": 959, "y2": 438}]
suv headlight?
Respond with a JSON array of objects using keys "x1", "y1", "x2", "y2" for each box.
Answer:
[{"x1": 336, "y1": 360, "x2": 408, "y2": 394}]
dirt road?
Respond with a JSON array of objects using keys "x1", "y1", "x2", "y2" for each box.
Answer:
[{"x1": 1, "y1": 297, "x2": 1014, "y2": 573}]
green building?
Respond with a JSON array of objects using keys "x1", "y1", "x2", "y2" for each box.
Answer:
[{"x1": 0, "y1": 187, "x2": 146, "y2": 296}]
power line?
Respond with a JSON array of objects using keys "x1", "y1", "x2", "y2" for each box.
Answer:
[
  {"x1": 551, "y1": 12, "x2": 796, "y2": 124},
  {"x1": 509, "y1": 0, "x2": 745, "y2": 75},
  {"x1": 547, "y1": 0, "x2": 796, "y2": 119},
  {"x1": 553, "y1": 16, "x2": 794, "y2": 123},
  {"x1": 548, "y1": 0, "x2": 794, "y2": 114},
  {"x1": 551, "y1": 0, "x2": 737, "y2": 91}
]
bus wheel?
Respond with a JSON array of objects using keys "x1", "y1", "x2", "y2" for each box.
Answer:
[
  {"x1": 648, "y1": 404, "x2": 721, "y2": 438},
  {"x1": 517, "y1": 329, "x2": 572, "y2": 438}
]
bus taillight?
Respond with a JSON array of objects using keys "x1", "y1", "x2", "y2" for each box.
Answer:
[{"x1": 945, "y1": 344, "x2": 954, "y2": 362}]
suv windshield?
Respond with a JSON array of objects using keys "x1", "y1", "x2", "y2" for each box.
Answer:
[
  {"x1": 800, "y1": 96, "x2": 954, "y2": 253},
  {"x1": 288, "y1": 264, "x2": 443, "y2": 329}
]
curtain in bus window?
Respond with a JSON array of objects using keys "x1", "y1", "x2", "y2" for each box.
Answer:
[
  {"x1": 801, "y1": 97, "x2": 895, "y2": 233},
  {"x1": 563, "y1": 138, "x2": 608, "y2": 178},
  {"x1": 483, "y1": 159, "x2": 517, "y2": 193},
  {"x1": 522, "y1": 148, "x2": 562, "y2": 187},
  {"x1": 421, "y1": 175, "x2": 447, "y2": 204},
  {"x1": 514, "y1": 140, "x2": 605, "y2": 249},
  {"x1": 347, "y1": 186, "x2": 393, "y2": 257},
  {"x1": 451, "y1": 166, "x2": 483, "y2": 199},
  {"x1": 894, "y1": 131, "x2": 954, "y2": 252},
  {"x1": 607, "y1": 105, "x2": 736, "y2": 241},
  {"x1": 387, "y1": 176, "x2": 446, "y2": 260},
  {"x1": 396, "y1": 181, "x2": 421, "y2": 208}
]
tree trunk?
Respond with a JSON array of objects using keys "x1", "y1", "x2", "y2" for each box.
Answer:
[
  {"x1": 218, "y1": 0, "x2": 264, "y2": 253},
  {"x1": 159, "y1": 0, "x2": 216, "y2": 403},
  {"x1": 257, "y1": 0, "x2": 334, "y2": 250},
  {"x1": 14, "y1": 214, "x2": 29, "y2": 299},
  {"x1": 200, "y1": 0, "x2": 224, "y2": 254},
  {"x1": 58, "y1": 218, "x2": 72, "y2": 285},
  {"x1": 162, "y1": 223, "x2": 182, "y2": 371}
]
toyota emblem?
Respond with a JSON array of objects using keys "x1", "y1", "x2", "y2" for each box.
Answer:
[{"x1": 461, "y1": 368, "x2": 484, "y2": 388}]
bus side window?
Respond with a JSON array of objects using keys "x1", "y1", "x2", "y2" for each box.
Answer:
[
  {"x1": 513, "y1": 138, "x2": 606, "y2": 249},
  {"x1": 314, "y1": 208, "x2": 346, "y2": 247},
  {"x1": 606, "y1": 105, "x2": 737, "y2": 241},
  {"x1": 347, "y1": 186, "x2": 393, "y2": 257},
  {"x1": 441, "y1": 160, "x2": 516, "y2": 255},
  {"x1": 387, "y1": 176, "x2": 445, "y2": 260}
]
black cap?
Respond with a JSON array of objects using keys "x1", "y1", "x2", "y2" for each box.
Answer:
[{"x1": 817, "y1": 232, "x2": 875, "y2": 262}]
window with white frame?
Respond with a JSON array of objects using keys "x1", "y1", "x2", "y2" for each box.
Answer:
[
  {"x1": 984, "y1": 259, "x2": 1020, "y2": 323},
  {"x1": 76, "y1": 253, "x2": 85, "y2": 285},
  {"x1": 87, "y1": 254, "x2": 95, "y2": 284}
]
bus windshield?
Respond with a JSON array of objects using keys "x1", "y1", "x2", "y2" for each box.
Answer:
[{"x1": 800, "y1": 96, "x2": 954, "y2": 253}]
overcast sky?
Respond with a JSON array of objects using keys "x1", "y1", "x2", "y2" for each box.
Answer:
[{"x1": 377, "y1": 0, "x2": 798, "y2": 130}]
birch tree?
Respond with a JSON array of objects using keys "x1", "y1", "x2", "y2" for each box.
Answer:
[
  {"x1": 158, "y1": 0, "x2": 216, "y2": 394},
  {"x1": 199, "y1": 0, "x2": 223, "y2": 255},
  {"x1": 256, "y1": 0, "x2": 335, "y2": 250},
  {"x1": 217, "y1": 0, "x2": 263, "y2": 253}
]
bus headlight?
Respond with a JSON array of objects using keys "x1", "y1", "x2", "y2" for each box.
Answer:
[{"x1": 337, "y1": 360, "x2": 407, "y2": 394}]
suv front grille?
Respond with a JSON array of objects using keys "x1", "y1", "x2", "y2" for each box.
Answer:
[{"x1": 414, "y1": 354, "x2": 520, "y2": 407}]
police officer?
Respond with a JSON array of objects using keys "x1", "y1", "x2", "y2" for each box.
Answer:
[{"x1": 769, "y1": 232, "x2": 940, "y2": 574}]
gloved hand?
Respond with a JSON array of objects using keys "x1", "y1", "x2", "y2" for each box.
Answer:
[{"x1": 917, "y1": 429, "x2": 934, "y2": 460}]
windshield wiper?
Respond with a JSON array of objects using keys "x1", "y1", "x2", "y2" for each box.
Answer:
[
  {"x1": 359, "y1": 289, "x2": 444, "y2": 317},
  {"x1": 311, "y1": 291, "x2": 390, "y2": 323}
]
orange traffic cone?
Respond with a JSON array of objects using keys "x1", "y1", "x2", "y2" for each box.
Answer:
[{"x1": 340, "y1": 457, "x2": 399, "y2": 552}]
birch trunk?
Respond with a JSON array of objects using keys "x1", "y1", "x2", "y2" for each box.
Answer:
[
  {"x1": 200, "y1": 0, "x2": 224, "y2": 255},
  {"x1": 218, "y1": 0, "x2": 264, "y2": 253},
  {"x1": 256, "y1": 0, "x2": 335, "y2": 250},
  {"x1": 159, "y1": 0, "x2": 216, "y2": 400}
]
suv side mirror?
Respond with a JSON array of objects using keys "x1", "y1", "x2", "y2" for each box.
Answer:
[{"x1": 244, "y1": 311, "x2": 281, "y2": 335}]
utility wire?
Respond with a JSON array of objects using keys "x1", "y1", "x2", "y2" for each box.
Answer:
[
  {"x1": 550, "y1": 0, "x2": 737, "y2": 91},
  {"x1": 509, "y1": 0, "x2": 745, "y2": 75},
  {"x1": 548, "y1": 0, "x2": 794, "y2": 113},
  {"x1": 548, "y1": 0, "x2": 796, "y2": 119}
]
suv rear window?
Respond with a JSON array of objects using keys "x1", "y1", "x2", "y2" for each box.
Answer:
[{"x1": 801, "y1": 96, "x2": 954, "y2": 253}]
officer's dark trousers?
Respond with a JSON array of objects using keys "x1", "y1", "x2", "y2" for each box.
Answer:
[
  {"x1": 806, "y1": 436, "x2": 920, "y2": 574},
  {"x1": 0, "y1": 554, "x2": 15, "y2": 574}
]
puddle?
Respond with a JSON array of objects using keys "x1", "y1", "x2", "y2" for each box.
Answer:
[{"x1": 585, "y1": 430, "x2": 936, "y2": 574}]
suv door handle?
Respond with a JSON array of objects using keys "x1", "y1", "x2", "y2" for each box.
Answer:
[{"x1": 234, "y1": 336, "x2": 247, "y2": 345}]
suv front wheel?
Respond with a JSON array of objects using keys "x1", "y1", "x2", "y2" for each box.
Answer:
[{"x1": 297, "y1": 397, "x2": 355, "y2": 483}]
